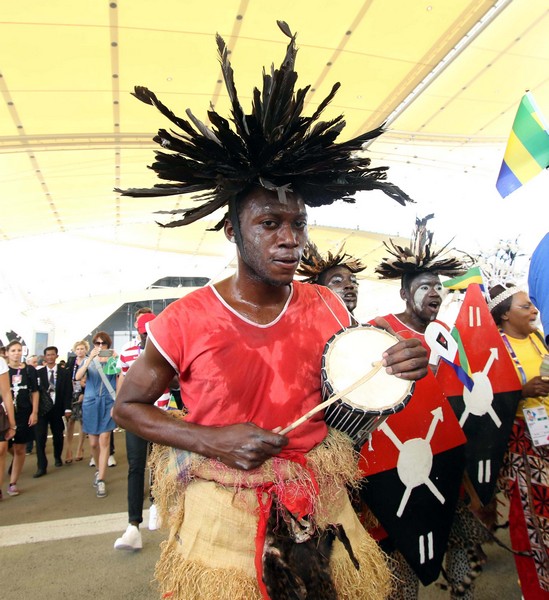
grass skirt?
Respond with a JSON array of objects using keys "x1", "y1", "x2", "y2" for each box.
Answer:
[{"x1": 151, "y1": 429, "x2": 391, "y2": 599}]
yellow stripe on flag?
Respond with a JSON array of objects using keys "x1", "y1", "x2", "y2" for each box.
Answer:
[
  {"x1": 444, "y1": 275, "x2": 483, "y2": 290},
  {"x1": 503, "y1": 129, "x2": 544, "y2": 184}
]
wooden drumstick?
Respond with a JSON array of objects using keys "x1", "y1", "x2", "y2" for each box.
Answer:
[{"x1": 278, "y1": 361, "x2": 383, "y2": 436}]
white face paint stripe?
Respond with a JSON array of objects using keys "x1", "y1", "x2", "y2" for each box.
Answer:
[{"x1": 413, "y1": 287, "x2": 429, "y2": 313}]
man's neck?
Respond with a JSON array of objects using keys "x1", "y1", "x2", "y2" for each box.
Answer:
[
  {"x1": 395, "y1": 310, "x2": 430, "y2": 334},
  {"x1": 215, "y1": 274, "x2": 292, "y2": 325}
]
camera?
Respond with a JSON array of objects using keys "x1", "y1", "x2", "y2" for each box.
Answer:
[{"x1": 98, "y1": 349, "x2": 114, "y2": 357}]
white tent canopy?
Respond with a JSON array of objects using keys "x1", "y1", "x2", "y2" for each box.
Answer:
[{"x1": 1, "y1": 0, "x2": 547, "y2": 353}]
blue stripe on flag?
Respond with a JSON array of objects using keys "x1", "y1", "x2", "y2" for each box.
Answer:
[
  {"x1": 441, "y1": 357, "x2": 475, "y2": 392},
  {"x1": 496, "y1": 160, "x2": 522, "y2": 198}
]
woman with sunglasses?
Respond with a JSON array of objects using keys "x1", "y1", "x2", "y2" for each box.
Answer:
[{"x1": 75, "y1": 331, "x2": 118, "y2": 498}]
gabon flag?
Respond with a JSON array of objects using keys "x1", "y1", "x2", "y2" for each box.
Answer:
[
  {"x1": 496, "y1": 92, "x2": 549, "y2": 198},
  {"x1": 442, "y1": 266, "x2": 485, "y2": 292}
]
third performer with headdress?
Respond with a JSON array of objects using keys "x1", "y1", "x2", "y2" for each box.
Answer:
[{"x1": 357, "y1": 215, "x2": 475, "y2": 598}]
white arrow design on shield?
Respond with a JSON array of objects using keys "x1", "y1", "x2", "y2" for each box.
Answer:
[
  {"x1": 459, "y1": 348, "x2": 501, "y2": 428},
  {"x1": 379, "y1": 407, "x2": 446, "y2": 518}
]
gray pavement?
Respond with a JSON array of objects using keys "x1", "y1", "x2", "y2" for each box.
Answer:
[{"x1": 1, "y1": 430, "x2": 522, "y2": 599}]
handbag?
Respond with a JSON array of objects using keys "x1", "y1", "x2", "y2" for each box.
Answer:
[
  {"x1": 38, "y1": 387, "x2": 54, "y2": 417},
  {"x1": 0, "y1": 402, "x2": 9, "y2": 433}
]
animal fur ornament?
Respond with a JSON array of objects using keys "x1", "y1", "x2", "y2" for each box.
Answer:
[
  {"x1": 262, "y1": 497, "x2": 359, "y2": 600},
  {"x1": 296, "y1": 242, "x2": 367, "y2": 283},
  {"x1": 375, "y1": 214, "x2": 468, "y2": 280},
  {"x1": 117, "y1": 21, "x2": 412, "y2": 230}
]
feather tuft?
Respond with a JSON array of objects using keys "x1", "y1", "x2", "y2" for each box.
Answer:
[
  {"x1": 119, "y1": 23, "x2": 412, "y2": 229},
  {"x1": 375, "y1": 214, "x2": 469, "y2": 279},
  {"x1": 297, "y1": 242, "x2": 366, "y2": 283}
]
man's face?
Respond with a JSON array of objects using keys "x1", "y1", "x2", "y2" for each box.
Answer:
[
  {"x1": 321, "y1": 265, "x2": 358, "y2": 313},
  {"x1": 404, "y1": 272, "x2": 444, "y2": 323},
  {"x1": 45, "y1": 349, "x2": 58, "y2": 367},
  {"x1": 231, "y1": 189, "x2": 308, "y2": 287}
]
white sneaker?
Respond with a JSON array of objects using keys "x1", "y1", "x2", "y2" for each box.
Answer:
[
  {"x1": 93, "y1": 471, "x2": 99, "y2": 487},
  {"x1": 89, "y1": 457, "x2": 96, "y2": 467},
  {"x1": 114, "y1": 524, "x2": 142, "y2": 551},
  {"x1": 148, "y1": 504, "x2": 161, "y2": 531},
  {"x1": 96, "y1": 480, "x2": 107, "y2": 498},
  {"x1": 108, "y1": 455, "x2": 117, "y2": 467}
]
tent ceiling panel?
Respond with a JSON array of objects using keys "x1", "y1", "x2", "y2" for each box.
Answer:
[{"x1": 1, "y1": 0, "x2": 549, "y2": 346}]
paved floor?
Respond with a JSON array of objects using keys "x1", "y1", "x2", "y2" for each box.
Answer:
[{"x1": 1, "y1": 430, "x2": 522, "y2": 599}]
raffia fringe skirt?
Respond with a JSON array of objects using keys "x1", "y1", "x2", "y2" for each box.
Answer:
[{"x1": 151, "y1": 429, "x2": 392, "y2": 599}]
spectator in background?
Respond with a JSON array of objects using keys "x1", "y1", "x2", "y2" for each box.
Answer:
[
  {"x1": 24, "y1": 354, "x2": 38, "y2": 455},
  {"x1": 529, "y1": 232, "x2": 549, "y2": 344},
  {"x1": 6, "y1": 340, "x2": 38, "y2": 495},
  {"x1": 102, "y1": 307, "x2": 155, "y2": 470},
  {"x1": 26, "y1": 355, "x2": 38, "y2": 368},
  {"x1": 0, "y1": 354, "x2": 17, "y2": 500},
  {"x1": 65, "y1": 341, "x2": 90, "y2": 463},
  {"x1": 114, "y1": 312, "x2": 172, "y2": 551},
  {"x1": 34, "y1": 346, "x2": 72, "y2": 477},
  {"x1": 76, "y1": 332, "x2": 118, "y2": 498}
]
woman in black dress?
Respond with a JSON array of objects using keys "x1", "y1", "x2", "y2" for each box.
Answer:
[{"x1": 6, "y1": 340, "x2": 38, "y2": 496}]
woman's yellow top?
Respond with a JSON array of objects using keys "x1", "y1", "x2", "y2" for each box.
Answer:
[{"x1": 504, "y1": 331, "x2": 549, "y2": 418}]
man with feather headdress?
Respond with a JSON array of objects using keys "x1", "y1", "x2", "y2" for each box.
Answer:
[
  {"x1": 374, "y1": 214, "x2": 467, "y2": 338},
  {"x1": 296, "y1": 241, "x2": 367, "y2": 315},
  {"x1": 113, "y1": 22, "x2": 428, "y2": 600},
  {"x1": 360, "y1": 216, "x2": 496, "y2": 599}
]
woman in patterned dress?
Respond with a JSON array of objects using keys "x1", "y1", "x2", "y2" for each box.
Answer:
[{"x1": 489, "y1": 284, "x2": 549, "y2": 599}]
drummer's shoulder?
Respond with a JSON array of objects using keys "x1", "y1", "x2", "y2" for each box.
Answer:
[{"x1": 295, "y1": 280, "x2": 341, "y2": 304}]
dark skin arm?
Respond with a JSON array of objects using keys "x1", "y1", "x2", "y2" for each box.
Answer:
[
  {"x1": 373, "y1": 316, "x2": 429, "y2": 381},
  {"x1": 112, "y1": 340, "x2": 288, "y2": 471},
  {"x1": 114, "y1": 317, "x2": 427, "y2": 471},
  {"x1": 522, "y1": 376, "x2": 549, "y2": 399}
]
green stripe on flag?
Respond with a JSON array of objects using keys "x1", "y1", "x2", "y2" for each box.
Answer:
[
  {"x1": 512, "y1": 98, "x2": 549, "y2": 169},
  {"x1": 443, "y1": 266, "x2": 483, "y2": 289},
  {"x1": 451, "y1": 328, "x2": 471, "y2": 378}
]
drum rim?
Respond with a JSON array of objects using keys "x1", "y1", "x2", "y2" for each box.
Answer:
[{"x1": 321, "y1": 323, "x2": 414, "y2": 414}]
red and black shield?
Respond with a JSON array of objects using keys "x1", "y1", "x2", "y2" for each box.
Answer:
[
  {"x1": 436, "y1": 284, "x2": 522, "y2": 506},
  {"x1": 359, "y1": 368, "x2": 466, "y2": 585}
]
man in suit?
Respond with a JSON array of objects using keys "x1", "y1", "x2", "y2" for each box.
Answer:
[{"x1": 34, "y1": 346, "x2": 72, "y2": 477}]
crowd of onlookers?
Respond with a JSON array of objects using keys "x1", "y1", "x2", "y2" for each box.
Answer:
[
  {"x1": 0, "y1": 339, "x2": 120, "y2": 501},
  {"x1": 0, "y1": 307, "x2": 182, "y2": 555}
]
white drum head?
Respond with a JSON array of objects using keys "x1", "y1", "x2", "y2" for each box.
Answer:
[{"x1": 323, "y1": 326, "x2": 412, "y2": 413}]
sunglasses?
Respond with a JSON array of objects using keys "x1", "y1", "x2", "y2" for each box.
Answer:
[{"x1": 94, "y1": 341, "x2": 107, "y2": 346}]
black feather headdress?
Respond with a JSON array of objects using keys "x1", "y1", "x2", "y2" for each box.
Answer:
[
  {"x1": 117, "y1": 21, "x2": 412, "y2": 230},
  {"x1": 297, "y1": 242, "x2": 366, "y2": 283},
  {"x1": 375, "y1": 214, "x2": 468, "y2": 280}
]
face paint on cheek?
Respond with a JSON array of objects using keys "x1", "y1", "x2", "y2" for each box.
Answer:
[{"x1": 413, "y1": 287, "x2": 428, "y2": 313}]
